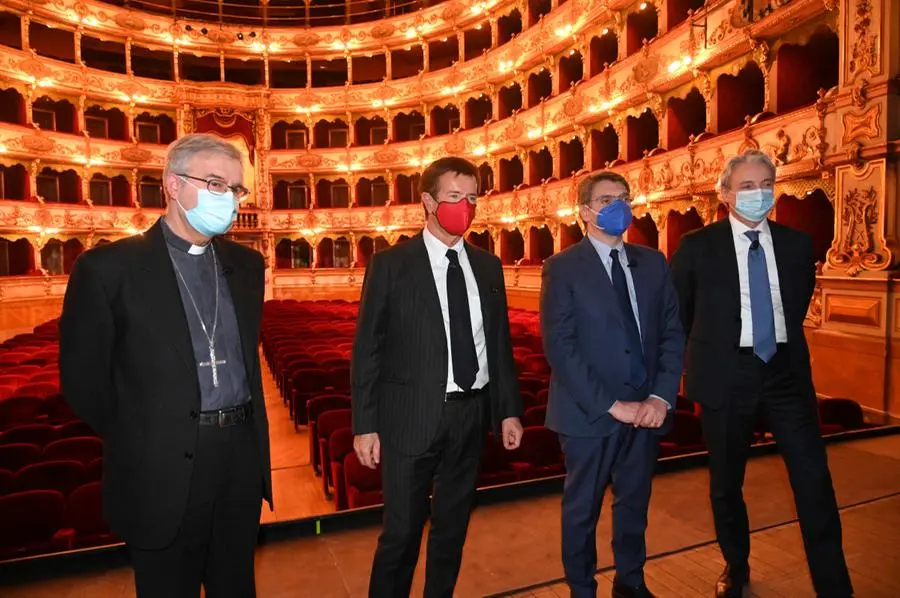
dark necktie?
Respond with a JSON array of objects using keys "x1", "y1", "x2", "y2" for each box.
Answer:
[
  {"x1": 609, "y1": 249, "x2": 646, "y2": 388},
  {"x1": 745, "y1": 231, "x2": 777, "y2": 362},
  {"x1": 445, "y1": 249, "x2": 478, "y2": 391}
]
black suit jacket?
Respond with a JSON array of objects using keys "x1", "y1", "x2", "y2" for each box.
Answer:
[
  {"x1": 351, "y1": 233, "x2": 523, "y2": 456},
  {"x1": 59, "y1": 219, "x2": 272, "y2": 550},
  {"x1": 669, "y1": 218, "x2": 817, "y2": 409}
]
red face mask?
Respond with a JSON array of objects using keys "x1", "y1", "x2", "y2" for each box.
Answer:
[{"x1": 434, "y1": 199, "x2": 476, "y2": 236}]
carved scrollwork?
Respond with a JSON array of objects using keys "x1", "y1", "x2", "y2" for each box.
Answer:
[
  {"x1": 848, "y1": 0, "x2": 879, "y2": 81},
  {"x1": 804, "y1": 283, "x2": 823, "y2": 328},
  {"x1": 829, "y1": 186, "x2": 889, "y2": 276}
]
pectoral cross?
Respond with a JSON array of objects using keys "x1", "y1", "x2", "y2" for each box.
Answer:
[{"x1": 199, "y1": 343, "x2": 227, "y2": 388}]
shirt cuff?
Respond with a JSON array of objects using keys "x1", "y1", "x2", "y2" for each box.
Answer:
[
  {"x1": 649, "y1": 395, "x2": 672, "y2": 410},
  {"x1": 607, "y1": 400, "x2": 619, "y2": 413}
]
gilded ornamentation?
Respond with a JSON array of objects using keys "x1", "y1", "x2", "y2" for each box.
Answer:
[
  {"x1": 791, "y1": 127, "x2": 821, "y2": 161},
  {"x1": 292, "y1": 31, "x2": 322, "y2": 48},
  {"x1": 502, "y1": 120, "x2": 525, "y2": 142},
  {"x1": 850, "y1": 79, "x2": 868, "y2": 108},
  {"x1": 632, "y1": 55, "x2": 660, "y2": 86},
  {"x1": 20, "y1": 134, "x2": 55, "y2": 153},
  {"x1": 206, "y1": 29, "x2": 237, "y2": 44},
  {"x1": 762, "y1": 129, "x2": 791, "y2": 166},
  {"x1": 373, "y1": 148, "x2": 401, "y2": 164},
  {"x1": 120, "y1": 145, "x2": 153, "y2": 163},
  {"x1": 441, "y1": 2, "x2": 465, "y2": 21},
  {"x1": 777, "y1": 177, "x2": 836, "y2": 202},
  {"x1": 848, "y1": 0, "x2": 879, "y2": 80},
  {"x1": 655, "y1": 161, "x2": 677, "y2": 190},
  {"x1": 738, "y1": 117, "x2": 760, "y2": 154},
  {"x1": 562, "y1": 96, "x2": 582, "y2": 119},
  {"x1": 841, "y1": 104, "x2": 881, "y2": 146},
  {"x1": 804, "y1": 283, "x2": 823, "y2": 327},
  {"x1": 370, "y1": 23, "x2": 396, "y2": 40},
  {"x1": 829, "y1": 186, "x2": 888, "y2": 276},
  {"x1": 114, "y1": 12, "x2": 147, "y2": 31},
  {"x1": 17, "y1": 57, "x2": 53, "y2": 81}
]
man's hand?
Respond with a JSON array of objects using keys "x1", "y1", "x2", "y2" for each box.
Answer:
[
  {"x1": 353, "y1": 432, "x2": 381, "y2": 469},
  {"x1": 633, "y1": 398, "x2": 668, "y2": 428},
  {"x1": 501, "y1": 417, "x2": 524, "y2": 449},
  {"x1": 609, "y1": 401, "x2": 640, "y2": 424}
]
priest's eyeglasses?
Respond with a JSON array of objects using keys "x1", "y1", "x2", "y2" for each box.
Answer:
[{"x1": 178, "y1": 174, "x2": 250, "y2": 200}]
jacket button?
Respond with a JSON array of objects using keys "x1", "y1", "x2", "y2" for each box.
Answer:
[
  {"x1": 184, "y1": 452, "x2": 194, "y2": 460},
  {"x1": 189, "y1": 410, "x2": 198, "y2": 419}
]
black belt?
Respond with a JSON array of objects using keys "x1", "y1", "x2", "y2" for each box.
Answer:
[
  {"x1": 198, "y1": 403, "x2": 252, "y2": 427},
  {"x1": 445, "y1": 384, "x2": 489, "y2": 402},
  {"x1": 737, "y1": 343, "x2": 788, "y2": 356}
]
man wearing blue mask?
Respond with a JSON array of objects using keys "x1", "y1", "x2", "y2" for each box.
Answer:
[
  {"x1": 60, "y1": 133, "x2": 272, "y2": 597},
  {"x1": 541, "y1": 171, "x2": 684, "y2": 598},
  {"x1": 670, "y1": 150, "x2": 852, "y2": 598}
]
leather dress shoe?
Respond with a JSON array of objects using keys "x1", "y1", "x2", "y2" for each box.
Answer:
[
  {"x1": 612, "y1": 578, "x2": 656, "y2": 598},
  {"x1": 716, "y1": 564, "x2": 749, "y2": 598}
]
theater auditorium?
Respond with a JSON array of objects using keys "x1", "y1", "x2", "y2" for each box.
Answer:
[{"x1": 0, "y1": 0, "x2": 899, "y2": 595}]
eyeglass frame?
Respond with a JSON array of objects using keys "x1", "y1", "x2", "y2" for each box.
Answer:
[
  {"x1": 587, "y1": 193, "x2": 631, "y2": 210},
  {"x1": 177, "y1": 173, "x2": 250, "y2": 200}
]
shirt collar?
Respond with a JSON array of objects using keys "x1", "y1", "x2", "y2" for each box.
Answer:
[
  {"x1": 422, "y1": 226, "x2": 465, "y2": 264},
  {"x1": 161, "y1": 216, "x2": 209, "y2": 255},
  {"x1": 586, "y1": 233, "x2": 625, "y2": 263},
  {"x1": 728, "y1": 213, "x2": 770, "y2": 239}
]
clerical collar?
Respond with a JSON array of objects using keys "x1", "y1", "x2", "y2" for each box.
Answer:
[{"x1": 161, "y1": 217, "x2": 210, "y2": 255}]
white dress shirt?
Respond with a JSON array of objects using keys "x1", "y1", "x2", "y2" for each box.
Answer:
[
  {"x1": 729, "y1": 214, "x2": 788, "y2": 346},
  {"x1": 422, "y1": 227, "x2": 490, "y2": 392},
  {"x1": 586, "y1": 235, "x2": 670, "y2": 410}
]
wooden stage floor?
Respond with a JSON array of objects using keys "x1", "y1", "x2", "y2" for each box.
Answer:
[{"x1": 3, "y1": 431, "x2": 900, "y2": 597}]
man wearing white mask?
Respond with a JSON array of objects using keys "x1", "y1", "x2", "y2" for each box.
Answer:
[
  {"x1": 60, "y1": 133, "x2": 271, "y2": 598},
  {"x1": 670, "y1": 150, "x2": 852, "y2": 598}
]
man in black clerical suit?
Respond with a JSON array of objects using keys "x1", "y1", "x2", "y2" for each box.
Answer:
[
  {"x1": 670, "y1": 150, "x2": 852, "y2": 598},
  {"x1": 60, "y1": 133, "x2": 271, "y2": 598},
  {"x1": 352, "y1": 156, "x2": 524, "y2": 598}
]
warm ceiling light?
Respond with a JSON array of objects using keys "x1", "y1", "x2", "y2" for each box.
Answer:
[
  {"x1": 473, "y1": 146, "x2": 486, "y2": 156},
  {"x1": 602, "y1": 27, "x2": 610, "y2": 35},
  {"x1": 527, "y1": 128, "x2": 542, "y2": 139},
  {"x1": 555, "y1": 25, "x2": 574, "y2": 38},
  {"x1": 639, "y1": 2, "x2": 648, "y2": 9},
  {"x1": 557, "y1": 208, "x2": 573, "y2": 217}
]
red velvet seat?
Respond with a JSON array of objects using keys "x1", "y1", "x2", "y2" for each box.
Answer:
[
  {"x1": 42, "y1": 437, "x2": 103, "y2": 464},
  {"x1": 344, "y1": 453, "x2": 383, "y2": 509},
  {"x1": 291, "y1": 368, "x2": 329, "y2": 426},
  {"x1": 1, "y1": 424, "x2": 57, "y2": 447},
  {"x1": 0, "y1": 443, "x2": 41, "y2": 471},
  {"x1": 522, "y1": 405, "x2": 547, "y2": 428},
  {"x1": 307, "y1": 395, "x2": 352, "y2": 475},
  {"x1": 66, "y1": 482, "x2": 117, "y2": 548},
  {"x1": 14, "y1": 383, "x2": 58, "y2": 398},
  {"x1": 317, "y1": 409, "x2": 352, "y2": 496},
  {"x1": 328, "y1": 428, "x2": 355, "y2": 510},
  {"x1": 478, "y1": 437, "x2": 519, "y2": 487},
  {"x1": 40, "y1": 394, "x2": 78, "y2": 424},
  {"x1": 518, "y1": 376, "x2": 547, "y2": 397},
  {"x1": 509, "y1": 426, "x2": 565, "y2": 480},
  {"x1": 14, "y1": 460, "x2": 85, "y2": 495},
  {"x1": 818, "y1": 398, "x2": 865, "y2": 431},
  {"x1": 659, "y1": 412, "x2": 706, "y2": 458},
  {"x1": 0, "y1": 396, "x2": 44, "y2": 429},
  {"x1": 522, "y1": 355, "x2": 551, "y2": 377},
  {"x1": 520, "y1": 391, "x2": 542, "y2": 409},
  {"x1": 0, "y1": 490, "x2": 72, "y2": 559},
  {"x1": 86, "y1": 457, "x2": 103, "y2": 482},
  {"x1": 0, "y1": 469, "x2": 13, "y2": 496},
  {"x1": 56, "y1": 421, "x2": 98, "y2": 440}
]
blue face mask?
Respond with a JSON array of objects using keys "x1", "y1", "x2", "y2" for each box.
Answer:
[
  {"x1": 734, "y1": 188, "x2": 774, "y2": 223},
  {"x1": 177, "y1": 186, "x2": 237, "y2": 237},
  {"x1": 591, "y1": 199, "x2": 633, "y2": 237}
]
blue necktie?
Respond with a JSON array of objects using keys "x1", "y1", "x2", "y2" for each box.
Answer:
[
  {"x1": 610, "y1": 249, "x2": 646, "y2": 388},
  {"x1": 745, "y1": 231, "x2": 777, "y2": 362}
]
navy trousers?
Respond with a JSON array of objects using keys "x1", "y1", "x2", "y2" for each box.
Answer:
[{"x1": 559, "y1": 425, "x2": 659, "y2": 598}]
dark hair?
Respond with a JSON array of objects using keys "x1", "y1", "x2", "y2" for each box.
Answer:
[
  {"x1": 577, "y1": 171, "x2": 630, "y2": 205},
  {"x1": 418, "y1": 156, "x2": 480, "y2": 199}
]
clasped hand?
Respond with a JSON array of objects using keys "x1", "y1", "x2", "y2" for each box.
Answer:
[{"x1": 609, "y1": 398, "x2": 667, "y2": 428}]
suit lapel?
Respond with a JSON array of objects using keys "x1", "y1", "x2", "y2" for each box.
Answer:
[
  {"x1": 576, "y1": 238, "x2": 625, "y2": 332},
  {"x1": 214, "y1": 239, "x2": 258, "y2": 381},
  {"x1": 138, "y1": 221, "x2": 196, "y2": 374},
  {"x1": 624, "y1": 244, "x2": 652, "y2": 347},
  {"x1": 406, "y1": 234, "x2": 446, "y2": 337},
  {"x1": 465, "y1": 244, "x2": 494, "y2": 336},
  {"x1": 767, "y1": 221, "x2": 792, "y2": 317},
  {"x1": 717, "y1": 220, "x2": 742, "y2": 309}
]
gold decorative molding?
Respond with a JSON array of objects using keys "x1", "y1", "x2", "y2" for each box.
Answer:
[
  {"x1": 824, "y1": 294, "x2": 882, "y2": 327},
  {"x1": 841, "y1": 104, "x2": 881, "y2": 146}
]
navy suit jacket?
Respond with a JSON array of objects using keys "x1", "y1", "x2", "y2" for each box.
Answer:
[{"x1": 540, "y1": 237, "x2": 685, "y2": 438}]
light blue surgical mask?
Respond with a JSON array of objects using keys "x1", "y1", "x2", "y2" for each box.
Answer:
[
  {"x1": 176, "y1": 186, "x2": 237, "y2": 237},
  {"x1": 734, "y1": 188, "x2": 774, "y2": 223}
]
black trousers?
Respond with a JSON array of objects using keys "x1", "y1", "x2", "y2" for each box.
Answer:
[
  {"x1": 701, "y1": 348, "x2": 852, "y2": 597},
  {"x1": 369, "y1": 397, "x2": 486, "y2": 598},
  {"x1": 130, "y1": 420, "x2": 264, "y2": 598}
]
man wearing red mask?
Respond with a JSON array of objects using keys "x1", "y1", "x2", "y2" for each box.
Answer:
[{"x1": 352, "y1": 156, "x2": 524, "y2": 597}]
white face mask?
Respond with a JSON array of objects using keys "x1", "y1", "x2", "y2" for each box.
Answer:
[{"x1": 733, "y1": 188, "x2": 775, "y2": 222}]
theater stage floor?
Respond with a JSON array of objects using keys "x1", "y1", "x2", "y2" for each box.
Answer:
[{"x1": 3, "y1": 435, "x2": 899, "y2": 597}]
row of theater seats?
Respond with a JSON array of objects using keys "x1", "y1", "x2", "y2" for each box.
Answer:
[
  {"x1": 0, "y1": 323, "x2": 117, "y2": 560},
  {"x1": 262, "y1": 299, "x2": 876, "y2": 510}
]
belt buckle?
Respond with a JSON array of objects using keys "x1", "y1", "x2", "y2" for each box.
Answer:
[{"x1": 218, "y1": 410, "x2": 227, "y2": 427}]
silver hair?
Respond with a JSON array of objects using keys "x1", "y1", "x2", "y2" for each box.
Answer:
[
  {"x1": 163, "y1": 133, "x2": 243, "y2": 183},
  {"x1": 716, "y1": 150, "x2": 776, "y2": 193}
]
